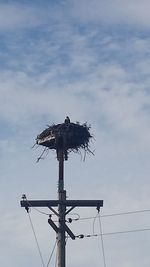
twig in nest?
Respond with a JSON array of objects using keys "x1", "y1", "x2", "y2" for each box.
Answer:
[{"x1": 36, "y1": 147, "x2": 49, "y2": 163}]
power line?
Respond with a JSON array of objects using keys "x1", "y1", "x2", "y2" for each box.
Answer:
[
  {"x1": 101, "y1": 209, "x2": 150, "y2": 218},
  {"x1": 24, "y1": 197, "x2": 150, "y2": 267},
  {"x1": 76, "y1": 227, "x2": 150, "y2": 239},
  {"x1": 25, "y1": 199, "x2": 51, "y2": 216},
  {"x1": 76, "y1": 208, "x2": 150, "y2": 221},
  {"x1": 24, "y1": 194, "x2": 150, "y2": 265},
  {"x1": 22, "y1": 195, "x2": 150, "y2": 220},
  {"x1": 101, "y1": 228, "x2": 150, "y2": 236}
]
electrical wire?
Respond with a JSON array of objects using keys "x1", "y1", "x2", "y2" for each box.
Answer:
[
  {"x1": 27, "y1": 207, "x2": 57, "y2": 267},
  {"x1": 76, "y1": 208, "x2": 150, "y2": 221},
  {"x1": 23, "y1": 193, "x2": 150, "y2": 267},
  {"x1": 46, "y1": 241, "x2": 57, "y2": 267},
  {"x1": 23, "y1": 194, "x2": 150, "y2": 220},
  {"x1": 98, "y1": 213, "x2": 107, "y2": 267},
  {"x1": 27, "y1": 211, "x2": 46, "y2": 267},
  {"x1": 100, "y1": 227, "x2": 150, "y2": 236},
  {"x1": 101, "y1": 209, "x2": 150, "y2": 218},
  {"x1": 92, "y1": 213, "x2": 97, "y2": 235},
  {"x1": 55, "y1": 246, "x2": 58, "y2": 267},
  {"x1": 76, "y1": 227, "x2": 150, "y2": 239},
  {"x1": 69, "y1": 213, "x2": 80, "y2": 220},
  {"x1": 25, "y1": 199, "x2": 51, "y2": 216},
  {"x1": 30, "y1": 206, "x2": 51, "y2": 216}
]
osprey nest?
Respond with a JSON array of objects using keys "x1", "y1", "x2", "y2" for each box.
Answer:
[{"x1": 36, "y1": 117, "x2": 93, "y2": 160}]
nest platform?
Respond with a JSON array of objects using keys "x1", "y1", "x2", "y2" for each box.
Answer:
[{"x1": 36, "y1": 120, "x2": 92, "y2": 160}]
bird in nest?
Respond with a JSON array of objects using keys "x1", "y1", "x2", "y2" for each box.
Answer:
[{"x1": 64, "y1": 116, "x2": 70, "y2": 124}]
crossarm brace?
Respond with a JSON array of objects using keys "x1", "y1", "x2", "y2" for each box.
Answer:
[
  {"x1": 48, "y1": 216, "x2": 75, "y2": 240},
  {"x1": 21, "y1": 200, "x2": 103, "y2": 211}
]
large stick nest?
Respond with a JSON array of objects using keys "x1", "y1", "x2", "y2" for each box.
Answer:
[{"x1": 36, "y1": 119, "x2": 93, "y2": 160}]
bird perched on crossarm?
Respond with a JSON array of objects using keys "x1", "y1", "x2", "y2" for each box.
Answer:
[{"x1": 64, "y1": 116, "x2": 70, "y2": 124}]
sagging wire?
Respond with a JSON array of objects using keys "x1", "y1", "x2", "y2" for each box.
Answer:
[
  {"x1": 92, "y1": 212, "x2": 107, "y2": 267},
  {"x1": 66, "y1": 213, "x2": 80, "y2": 223},
  {"x1": 23, "y1": 194, "x2": 150, "y2": 221},
  {"x1": 51, "y1": 213, "x2": 80, "y2": 223},
  {"x1": 22, "y1": 194, "x2": 52, "y2": 216},
  {"x1": 36, "y1": 147, "x2": 49, "y2": 163},
  {"x1": 29, "y1": 206, "x2": 51, "y2": 216},
  {"x1": 23, "y1": 194, "x2": 80, "y2": 222}
]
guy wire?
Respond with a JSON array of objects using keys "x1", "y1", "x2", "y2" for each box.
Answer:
[
  {"x1": 98, "y1": 213, "x2": 107, "y2": 267},
  {"x1": 27, "y1": 211, "x2": 46, "y2": 267},
  {"x1": 46, "y1": 241, "x2": 57, "y2": 267}
]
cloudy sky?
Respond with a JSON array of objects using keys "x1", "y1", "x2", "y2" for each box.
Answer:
[{"x1": 0, "y1": 0, "x2": 150, "y2": 266}]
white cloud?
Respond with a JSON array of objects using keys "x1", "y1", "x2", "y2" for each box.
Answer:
[
  {"x1": 0, "y1": 4, "x2": 150, "y2": 266},
  {"x1": 69, "y1": 0, "x2": 150, "y2": 28},
  {"x1": 0, "y1": 3, "x2": 45, "y2": 31}
]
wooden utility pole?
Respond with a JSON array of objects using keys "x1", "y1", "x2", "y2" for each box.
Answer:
[
  {"x1": 20, "y1": 119, "x2": 103, "y2": 267},
  {"x1": 57, "y1": 150, "x2": 66, "y2": 267},
  {"x1": 20, "y1": 153, "x2": 103, "y2": 267}
]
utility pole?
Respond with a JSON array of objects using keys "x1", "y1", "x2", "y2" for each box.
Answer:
[
  {"x1": 57, "y1": 149, "x2": 66, "y2": 267},
  {"x1": 20, "y1": 118, "x2": 103, "y2": 267}
]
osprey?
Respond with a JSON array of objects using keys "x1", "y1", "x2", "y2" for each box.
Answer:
[{"x1": 64, "y1": 116, "x2": 70, "y2": 124}]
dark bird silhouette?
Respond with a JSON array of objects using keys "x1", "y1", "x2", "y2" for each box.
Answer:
[{"x1": 64, "y1": 116, "x2": 70, "y2": 124}]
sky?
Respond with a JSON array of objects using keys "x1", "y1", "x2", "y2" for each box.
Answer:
[{"x1": 0, "y1": 0, "x2": 150, "y2": 266}]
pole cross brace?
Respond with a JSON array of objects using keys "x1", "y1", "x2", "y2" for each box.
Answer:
[
  {"x1": 20, "y1": 199, "x2": 103, "y2": 241},
  {"x1": 48, "y1": 217, "x2": 75, "y2": 240},
  {"x1": 20, "y1": 199, "x2": 103, "y2": 212}
]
